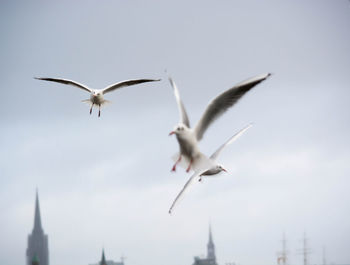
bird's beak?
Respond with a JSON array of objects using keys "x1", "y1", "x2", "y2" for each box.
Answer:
[
  {"x1": 169, "y1": 131, "x2": 175, "y2": 136},
  {"x1": 222, "y1": 168, "x2": 228, "y2": 173}
]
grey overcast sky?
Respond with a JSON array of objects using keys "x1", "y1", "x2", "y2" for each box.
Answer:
[{"x1": 0, "y1": 1, "x2": 349, "y2": 265}]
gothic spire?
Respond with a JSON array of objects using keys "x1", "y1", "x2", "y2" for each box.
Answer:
[
  {"x1": 209, "y1": 224, "x2": 213, "y2": 244},
  {"x1": 100, "y1": 249, "x2": 107, "y2": 265},
  {"x1": 207, "y1": 223, "x2": 216, "y2": 260},
  {"x1": 33, "y1": 190, "x2": 43, "y2": 232}
]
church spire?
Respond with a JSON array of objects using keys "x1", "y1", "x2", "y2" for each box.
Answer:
[
  {"x1": 209, "y1": 224, "x2": 213, "y2": 244},
  {"x1": 100, "y1": 249, "x2": 107, "y2": 265},
  {"x1": 207, "y1": 224, "x2": 216, "y2": 260},
  {"x1": 27, "y1": 190, "x2": 49, "y2": 265},
  {"x1": 33, "y1": 190, "x2": 43, "y2": 232}
]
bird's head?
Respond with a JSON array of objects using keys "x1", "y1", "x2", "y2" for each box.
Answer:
[
  {"x1": 199, "y1": 164, "x2": 228, "y2": 177},
  {"x1": 169, "y1": 123, "x2": 189, "y2": 136},
  {"x1": 215, "y1": 164, "x2": 228, "y2": 173},
  {"x1": 92, "y1": 90, "x2": 102, "y2": 96}
]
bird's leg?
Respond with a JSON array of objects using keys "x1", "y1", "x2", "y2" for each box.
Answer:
[
  {"x1": 186, "y1": 158, "x2": 193, "y2": 173},
  {"x1": 98, "y1": 104, "x2": 101, "y2": 117},
  {"x1": 90, "y1": 104, "x2": 94, "y2": 115},
  {"x1": 171, "y1": 155, "x2": 181, "y2": 172}
]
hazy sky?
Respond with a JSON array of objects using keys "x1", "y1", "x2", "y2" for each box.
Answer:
[{"x1": 0, "y1": 1, "x2": 349, "y2": 265}]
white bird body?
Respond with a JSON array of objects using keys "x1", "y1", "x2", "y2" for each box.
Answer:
[
  {"x1": 35, "y1": 77, "x2": 160, "y2": 116},
  {"x1": 168, "y1": 73, "x2": 271, "y2": 172},
  {"x1": 90, "y1": 90, "x2": 104, "y2": 105},
  {"x1": 168, "y1": 124, "x2": 253, "y2": 214},
  {"x1": 174, "y1": 125, "x2": 200, "y2": 159}
]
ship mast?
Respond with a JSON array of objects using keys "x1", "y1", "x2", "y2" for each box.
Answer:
[
  {"x1": 298, "y1": 232, "x2": 311, "y2": 265},
  {"x1": 277, "y1": 232, "x2": 288, "y2": 265}
]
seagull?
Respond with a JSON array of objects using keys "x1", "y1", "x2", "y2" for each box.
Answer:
[
  {"x1": 168, "y1": 124, "x2": 253, "y2": 214},
  {"x1": 168, "y1": 73, "x2": 271, "y2": 172},
  {"x1": 35, "y1": 77, "x2": 161, "y2": 117}
]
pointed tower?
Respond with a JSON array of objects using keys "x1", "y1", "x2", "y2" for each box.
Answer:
[
  {"x1": 193, "y1": 224, "x2": 218, "y2": 265},
  {"x1": 26, "y1": 190, "x2": 49, "y2": 265},
  {"x1": 207, "y1": 224, "x2": 216, "y2": 261},
  {"x1": 100, "y1": 249, "x2": 107, "y2": 265},
  {"x1": 33, "y1": 191, "x2": 43, "y2": 232}
]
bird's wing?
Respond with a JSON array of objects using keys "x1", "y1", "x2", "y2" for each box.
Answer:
[
  {"x1": 168, "y1": 171, "x2": 203, "y2": 214},
  {"x1": 194, "y1": 73, "x2": 271, "y2": 141},
  {"x1": 168, "y1": 76, "x2": 190, "y2": 127},
  {"x1": 210, "y1": 123, "x2": 253, "y2": 160},
  {"x1": 102, "y1": 79, "x2": 160, "y2": 94},
  {"x1": 169, "y1": 153, "x2": 214, "y2": 214},
  {"x1": 34, "y1": 77, "x2": 92, "y2": 93}
]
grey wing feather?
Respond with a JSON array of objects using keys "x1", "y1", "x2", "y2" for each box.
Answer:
[
  {"x1": 34, "y1": 77, "x2": 92, "y2": 93},
  {"x1": 168, "y1": 171, "x2": 202, "y2": 214},
  {"x1": 210, "y1": 123, "x2": 253, "y2": 160},
  {"x1": 168, "y1": 76, "x2": 190, "y2": 127},
  {"x1": 194, "y1": 73, "x2": 271, "y2": 141},
  {"x1": 102, "y1": 78, "x2": 161, "y2": 94}
]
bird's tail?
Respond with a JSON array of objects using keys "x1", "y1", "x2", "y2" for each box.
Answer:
[
  {"x1": 81, "y1": 99, "x2": 92, "y2": 106},
  {"x1": 101, "y1": 100, "x2": 112, "y2": 106},
  {"x1": 81, "y1": 99, "x2": 112, "y2": 107},
  {"x1": 171, "y1": 152, "x2": 212, "y2": 173}
]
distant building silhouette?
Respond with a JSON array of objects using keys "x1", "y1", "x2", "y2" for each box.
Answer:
[
  {"x1": 26, "y1": 191, "x2": 49, "y2": 265},
  {"x1": 100, "y1": 249, "x2": 107, "y2": 265},
  {"x1": 89, "y1": 249, "x2": 125, "y2": 265},
  {"x1": 193, "y1": 225, "x2": 218, "y2": 265}
]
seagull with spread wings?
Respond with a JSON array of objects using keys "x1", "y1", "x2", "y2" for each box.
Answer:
[
  {"x1": 168, "y1": 73, "x2": 271, "y2": 172},
  {"x1": 168, "y1": 124, "x2": 253, "y2": 214},
  {"x1": 35, "y1": 77, "x2": 161, "y2": 117}
]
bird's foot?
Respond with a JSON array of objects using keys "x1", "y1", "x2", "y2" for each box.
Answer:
[
  {"x1": 90, "y1": 104, "x2": 94, "y2": 115},
  {"x1": 186, "y1": 159, "x2": 193, "y2": 173},
  {"x1": 98, "y1": 111, "x2": 101, "y2": 117}
]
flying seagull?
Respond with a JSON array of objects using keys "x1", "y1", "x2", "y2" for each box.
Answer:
[
  {"x1": 35, "y1": 77, "x2": 161, "y2": 117},
  {"x1": 168, "y1": 73, "x2": 271, "y2": 172},
  {"x1": 168, "y1": 124, "x2": 253, "y2": 214}
]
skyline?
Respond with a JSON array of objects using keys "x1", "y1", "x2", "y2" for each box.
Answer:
[
  {"x1": 24, "y1": 190, "x2": 343, "y2": 265},
  {"x1": 1, "y1": 1, "x2": 349, "y2": 265}
]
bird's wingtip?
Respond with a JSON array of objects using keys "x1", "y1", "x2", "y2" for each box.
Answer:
[{"x1": 168, "y1": 208, "x2": 173, "y2": 215}]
